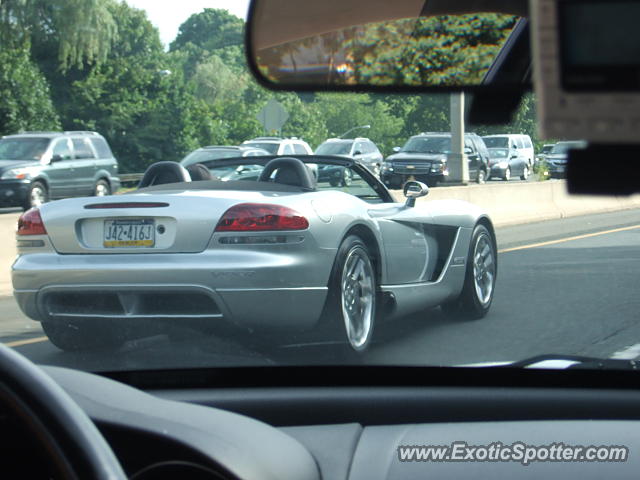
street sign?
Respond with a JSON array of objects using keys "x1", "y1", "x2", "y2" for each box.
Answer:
[{"x1": 256, "y1": 98, "x2": 289, "y2": 133}]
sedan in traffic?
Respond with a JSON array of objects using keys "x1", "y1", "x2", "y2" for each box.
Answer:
[{"x1": 487, "y1": 148, "x2": 530, "y2": 181}]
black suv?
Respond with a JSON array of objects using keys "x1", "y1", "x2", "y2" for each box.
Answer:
[
  {"x1": 381, "y1": 132, "x2": 490, "y2": 188},
  {"x1": 0, "y1": 131, "x2": 120, "y2": 210}
]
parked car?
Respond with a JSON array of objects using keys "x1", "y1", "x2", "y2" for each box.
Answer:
[
  {"x1": 545, "y1": 141, "x2": 588, "y2": 178},
  {"x1": 482, "y1": 134, "x2": 535, "y2": 168},
  {"x1": 0, "y1": 131, "x2": 120, "y2": 210},
  {"x1": 13, "y1": 156, "x2": 496, "y2": 353},
  {"x1": 487, "y1": 148, "x2": 530, "y2": 181},
  {"x1": 241, "y1": 137, "x2": 313, "y2": 155},
  {"x1": 381, "y1": 132, "x2": 490, "y2": 188},
  {"x1": 315, "y1": 137, "x2": 383, "y2": 174},
  {"x1": 180, "y1": 145, "x2": 269, "y2": 168}
]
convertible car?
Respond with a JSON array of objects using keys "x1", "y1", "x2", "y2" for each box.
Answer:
[{"x1": 12, "y1": 156, "x2": 497, "y2": 353}]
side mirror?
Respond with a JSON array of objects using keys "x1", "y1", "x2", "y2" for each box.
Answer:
[
  {"x1": 50, "y1": 154, "x2": 63, "y2": 163},
  {"x1": 403, "y1": 180, "x2": 429, "y2": 208},
  {"x1": 353, "y1": 150, "x2": 363, "y2": 156},
  {"x1": 464, "y1": 147, "x2": 473, "y2": 155},
  {"x1": 392, "y1": 146, "x2": 401, "y2": 153},
  {"x1": 510, "y1": 154, "x2": 518, "y2": 159}
]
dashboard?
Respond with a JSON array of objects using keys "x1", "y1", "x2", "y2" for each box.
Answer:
[{"x1": 6, "y1": 364, "x2": 636, "y2": 480}]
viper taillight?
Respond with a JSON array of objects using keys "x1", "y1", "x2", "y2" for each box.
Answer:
[
  {"x1": 17, "y1": 208, "x2": 47, "y2": 236},
  {"x1": 215, "y1": 203, "x2": 309, "y2": 232}
]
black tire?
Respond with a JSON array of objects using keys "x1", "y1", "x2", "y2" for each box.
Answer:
[
  {"x1": 23, "y1": 181, "x2": 48, "y2": 210},
  {"x1": 520, "y1": 165, "x2": 529, "y2": 181},
  {"x1": 42, "y1": 321, "x2": 124, "y2": 352},
  {"x1": 425, "y1": 178, "x2": 438, "y2": 188},
  {"x1": 502, "y1": 167, "x2": 511, "y2": 181},
  {"x1": 321, "y1": 235, "x2": 377, "y2": 353},
  {"x1": 441, "y1": 224, "x2": 497, "y2": 320},
  {"x1": 94, "y1": 179, "x2": 111, "y2": 196},
  {"x1": 476, "y1": 169, "x2": 486, "y2": 184}
]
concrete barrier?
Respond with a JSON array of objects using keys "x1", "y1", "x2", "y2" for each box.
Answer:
[{"x1": 391, "y1": 180, "x2": 640, "y2": 227}]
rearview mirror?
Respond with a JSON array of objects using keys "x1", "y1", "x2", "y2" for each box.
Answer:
[
  {"x1": 247, "y1": 0, "x2": 526, "y2": 91},
  {"x1": 403, "y1": 180, "x2": 429, "y2": 208}
]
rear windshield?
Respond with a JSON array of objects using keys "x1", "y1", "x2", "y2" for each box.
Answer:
[
  {"x1": 89, "y1": 137, "x2": 114, "y2": 158},
  {"x1": 482, "y1": 137, "x2": 509, "y2": 148},
  {"x1": 0, "y1": 137, "x2": 50, "y2": 161}
]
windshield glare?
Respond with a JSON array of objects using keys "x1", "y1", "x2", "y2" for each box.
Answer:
[{"x1": 0, "y1": 138, "x2": 49, "y2": 161}]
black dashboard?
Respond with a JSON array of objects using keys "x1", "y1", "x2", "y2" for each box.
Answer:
[{"x1": 13, "y1": 365, "x2": 637, "y2": 480}]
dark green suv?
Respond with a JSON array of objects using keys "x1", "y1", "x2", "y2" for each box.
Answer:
[{"x1": 0, "y1": 131, "x2": 120, "y2": 210}]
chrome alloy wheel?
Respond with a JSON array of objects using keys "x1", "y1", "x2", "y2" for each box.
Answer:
[
  {"x1": 472, "y1": 233, "x2": 495, "y2": 306},
  {"x1": 30, "y1": 184, "x2": 47, "y2": 207},
  {"x1": 95, "y1": 182, "x2": 110, "y2": 196},
  {"x1": 340, "y1": 246, "x2": 375, "y2": 351}
]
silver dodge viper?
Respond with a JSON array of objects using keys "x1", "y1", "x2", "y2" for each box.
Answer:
[{"x1": 12, "y1": 156, "x2": 497, "y2": 353}]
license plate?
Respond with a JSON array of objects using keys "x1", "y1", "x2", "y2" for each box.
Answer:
[{"x1": 103, "y1": 219, "x2": 155, "y2": 248}]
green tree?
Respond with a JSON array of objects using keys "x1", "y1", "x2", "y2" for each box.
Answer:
[
  {"x1": 171, "y1": 8, "x2": 244, "y2": 52},
  {"x1": 314, "y1": 93, "x2": 404, "y2": 153},
  {"x1": 57, "y1": 2, "x2": 222, "y2": 172},
  {"x1": 1, "y1": 0, "x2": 117, "y2": 69},
  {"x1": 0, "y1": 44, "x2": 60, "y2": 135}
]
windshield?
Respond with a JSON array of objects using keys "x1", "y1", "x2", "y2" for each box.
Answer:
[
  {"x1": 550, "y1": 142, "x2": 585, "y2": 154},
  {"x1": 488, "y1": 148, "x2": 509, "y2": 158},
  {"x1": 482, "y1": 137, "x2": 509, "y2": 148},
  {"x1": 243, "y1": 142, "x2": 279, "y2": 154},
  {"x1": 315, "y1": 142, "x2": 352, "y2": 155},
  {"x1": 0, "y1": 138, "x2": 49, "y2": 161},
  {"x1": 2, "y1": 1, "x2": 639, "y2": 377},
  {"x1": 401, "y1": 137, "x2": 451, "y2": 154}
]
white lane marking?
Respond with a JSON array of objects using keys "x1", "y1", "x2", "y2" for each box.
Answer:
[{"x1": 610, "y1": 343, "x2": 640, "y2": 360}]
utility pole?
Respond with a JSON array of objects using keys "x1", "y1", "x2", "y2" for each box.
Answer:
[{"x1": 447, "y1": 93, "x2": 469, "y2": 184}]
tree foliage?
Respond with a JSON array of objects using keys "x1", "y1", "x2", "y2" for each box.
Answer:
[
  {"x1": 1, "y1": 0, "x2": 117, "y2": 69},
  {"x1": 0, "y1": 43, "x2": 60, "y2": 135}
]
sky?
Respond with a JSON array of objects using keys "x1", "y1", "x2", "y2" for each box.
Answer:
[{"x1": 126, "y1": 0, "x2": 251, "y2": 47}]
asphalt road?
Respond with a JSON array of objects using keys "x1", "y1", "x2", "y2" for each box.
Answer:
[{"x1": 2, "y1": 208, "x2": 640, "y2": 370}]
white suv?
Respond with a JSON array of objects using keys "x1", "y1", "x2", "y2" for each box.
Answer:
[{"x1": 241, "y1": 137, "x2": 313, "y2": 155}]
